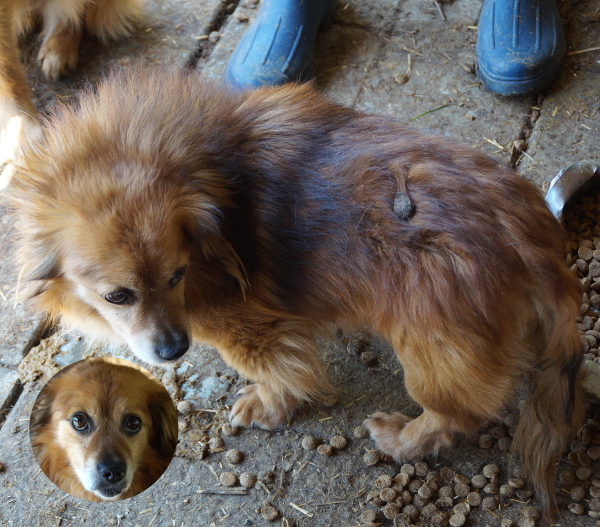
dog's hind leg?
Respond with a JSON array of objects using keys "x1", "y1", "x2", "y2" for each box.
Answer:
[
  {"x1": 365, "y1": 329, "x2": 523, "y2": 461},
  {"x1": 222, "y1": 333, "x2": 335, "y2": 429}
]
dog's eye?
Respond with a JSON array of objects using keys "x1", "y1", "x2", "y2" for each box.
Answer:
[
  {"x1": 169, "y1": 266, "x2": 187, "y2": 288},
  {"x1": 124, "y1": 415, "x2": 142, "y2": 434},
  {"x1": 71, "y1": 412, "x2": 90, "y2": 432},
  {"x1": 104, "y1": 289, "x2": 132, "y2": 305}
]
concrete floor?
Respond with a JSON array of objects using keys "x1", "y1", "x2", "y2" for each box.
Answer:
[{"x1": 0, "y1": 0, "x2": 599, "y2": 526}]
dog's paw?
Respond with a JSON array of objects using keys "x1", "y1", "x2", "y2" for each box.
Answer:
[
  {"x1": 38, "y1": 45, "x2": 78, "y2": 80},
  {"x1": 364, "y1": 411, "x2": 414, "y2": 461},
  {"x1": 365, "y1": 411, "x2": 453, "y2": 461},
  {"x1": 229, "y1": 384, "x2": 292, "y2": 430}
]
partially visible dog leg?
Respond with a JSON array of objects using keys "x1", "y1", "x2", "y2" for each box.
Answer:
[
  {"x1": 38, "y1": 21, "x2": 82, "y2": 79},
  {"x1": 37, "y1": 0, "x2": 85, "y2": 80},
  {"x1": 85, "y1": 0, "x2": 142, "y2": 42},
  {"x1": 222, "y1": 333, "x2": 335, "y2": 429},
  {"x1": 0, "y1": 2, "x2": 41, "y2": 183},
  {"x1": 365, "y1": 328, "x2": 522, "y2": 461}
]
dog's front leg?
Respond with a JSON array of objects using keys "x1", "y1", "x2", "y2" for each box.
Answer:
[{"x1": 218, "y1": 333, "x2": 335, "y2": 430}]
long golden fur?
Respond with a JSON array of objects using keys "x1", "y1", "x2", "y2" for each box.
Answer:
[
  {"x1": 12, "y1": 68, "x2": 584, "y2": 521},
  {"x1": 0, "y1": 0, "x2": 141, "y2": 170},
  {"x1": 30, "y1": 357, "x2": 177, "y2": 501}
]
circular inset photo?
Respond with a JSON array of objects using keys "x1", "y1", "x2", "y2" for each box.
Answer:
[{"x1": 29, "y1": 357, "x2": 178, "y2": 501}]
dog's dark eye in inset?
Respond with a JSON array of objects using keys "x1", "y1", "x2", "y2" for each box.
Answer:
[
  {"x1": 169, "y1": 266, "x2": 187, "y2": 288},
  {"x1": 71, "y1": 412, "x2": 91, "y2": 432},
  {"x1": 104, "y1": 289, "x2": 135, "y2": 305},
  {"x1": 123, "y1": 415, "x2": 142, "y2": 434}
]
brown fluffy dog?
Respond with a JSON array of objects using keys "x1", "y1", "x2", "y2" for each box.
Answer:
[
  {"x1": 11, "y1": 68, "x2": 584, "y2": 521},
  {"x1": 0, "y1": 0, "x2": 141, "y2": 171},
  {"x1": 30, "y1": 357, "x2": 177, "y2": 501}
]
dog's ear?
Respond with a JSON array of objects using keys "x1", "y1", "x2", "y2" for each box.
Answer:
[
  {"x1": 149, "y1": 389, "x2": 178, "y2": 457},
  {"x1": 15, "y1": 237, "x2": 61, "y2": 301},
  {"x1": 29, "y1": 386, "x2": 56, "y2": 435},
  {"x1": 178, "y1": 201, "x2": 249, "y2": 296}
]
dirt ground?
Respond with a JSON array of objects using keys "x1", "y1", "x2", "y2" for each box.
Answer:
[{"x1": 0, "y1": 0, "x2": 599, "y2": 526}]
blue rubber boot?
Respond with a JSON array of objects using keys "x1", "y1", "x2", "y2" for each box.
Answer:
[
  {"x1": 224, "y1": 0, "x2": 336, "y2": 90},
  {"x1": 476, "y1": 0, "x2": 565, "y2": 95}
]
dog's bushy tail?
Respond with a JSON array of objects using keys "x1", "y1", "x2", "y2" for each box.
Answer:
[{"x1": 512, "y1": 273, "x2": 586, "y2": 524}]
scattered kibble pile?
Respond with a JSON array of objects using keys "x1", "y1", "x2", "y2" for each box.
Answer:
[{"x1": 563, "y1": 190, "x2": 600, "y2": 362}]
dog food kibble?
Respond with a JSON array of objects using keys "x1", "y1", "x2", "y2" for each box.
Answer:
[
  {"x1": 219, "y1": 472, "x2": 237, "y2": 487},
  {"x1": 576, "y1": 467, "x2": 593, "y2": 480},
  {"x1": 259, "y1": 505, "x2": 279, "y2": 521},
  {"x1": 559, "y1": 470, "x2": 576, "y2": 485},
  {"x1": 301, "y1": 435, "x2": 319, "y2": 450},
  {"x1": 588, "y1": 446, "x2": 600, "y2": 460},
  {"x1": 569, "y1": 503, "x2": 585, "y2": 516},
  {"x1": 449, "y1": 512, "x2": 467, "y2": 527},
  {"x1": 414, "y1": 461, "x2": 428, "y2": 477},
  {"x1": 382, "y1": 503, "x2": 400, "y2": 519},
  {"x1": 418, "y1": 484, "x2": 435, "y2": 499},
  {"x1": 477, "y1": 434, "x2": 494, "y2": 449},
  {"x1": 375, "y1": 474, "x2": 393, "y2": 488},
  {"x1": 239, "y1": 472, "x2": 257, "y2": 487},
  {"x1": 401, "y1": 463, "x2": 416, "y2": 476},
  {"x1": 363, "y1": 451, "x2": 379, "y2": 466},
  {"x1": 422, "y1": 503, "x2": 437, "y2": 519},
  {"x1": 380, "y1": 487, "x2": 397, "y2": 502},
  {"x1": 438, "y1": 485, "x2": 453, "y2": 498},
  {"x1": 500, "y1": 484, "x2": 516, "y2": 497},
  {"x1": 467, "y1": 492, "x2": 482, "y2": 507},
  {"x1": 354, "y1": 425, "x2": 369, "y2": 438},
  {"x1": 222, "y1": 423, "x2": 239, "y2": 436},
  {"x1": 329, "y1": 435, "x2": 348, "y2": 450},
  {"x1": 176, "y1": 400, "x2": 194, "y2": 414},
  {"x1": 317, "y1": 444, "x2": 333, "y2": 456},
  {"x1": 509, "y1": 478, "x2": 525, "y2": 489},
  {"x1": 454, "y1": 483, "x2": 470, "y2": 498},
  {"x1": 403, "y1": 504, "x2": 420, "y2": 521},
  {"x1": 407, "y1": 479, "x2": 422, "y2": 493},
  {"x1": 590, "y1": 498, "x2": 600, "y2": 512},
  {"x1": 471, "y1": 474, "x2": 487, "y2": 488},
  {"x1": 395, "y1": 472, "x2": 411, "y2": 486},
  {"x1": 483, "y1": 464, "x2": 500, "y2": 478},
  {"x1": 359, "y1": 510, "x2": 377, "y2": 523},
  {"x1": 497, "y1": 436, "x2": 512, "y2": 452},
  {"x1": 453, "y1": 502, "x2": 470, "y2": 516},
  {"x1": 225, "y1": 449, "x2": 243, "y2": 464}
]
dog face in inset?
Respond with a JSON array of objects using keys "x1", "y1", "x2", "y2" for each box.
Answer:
[{"x1": 30, "y1": 358, "x2": 178, "y2": 501}]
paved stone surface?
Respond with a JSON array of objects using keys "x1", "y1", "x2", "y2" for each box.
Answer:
[{"x1": 0, "y1": 0, "x2": 599, "y2": 525}]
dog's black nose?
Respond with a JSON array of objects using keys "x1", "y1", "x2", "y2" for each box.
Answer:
[
  {"x1": 97, "y1": 460, "x2": 127, "y2": 483},
  {"x1": 155, "y1": 330, "x2": 189, "y2": 361}
]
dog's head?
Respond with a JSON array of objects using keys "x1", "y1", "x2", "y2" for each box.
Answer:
[
  {"x1": 11, "y1": 70, "x2": 250, "y2": 364},
  {"x1": 30, "y1": 358, "x2": 177, "y2": 500}
]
